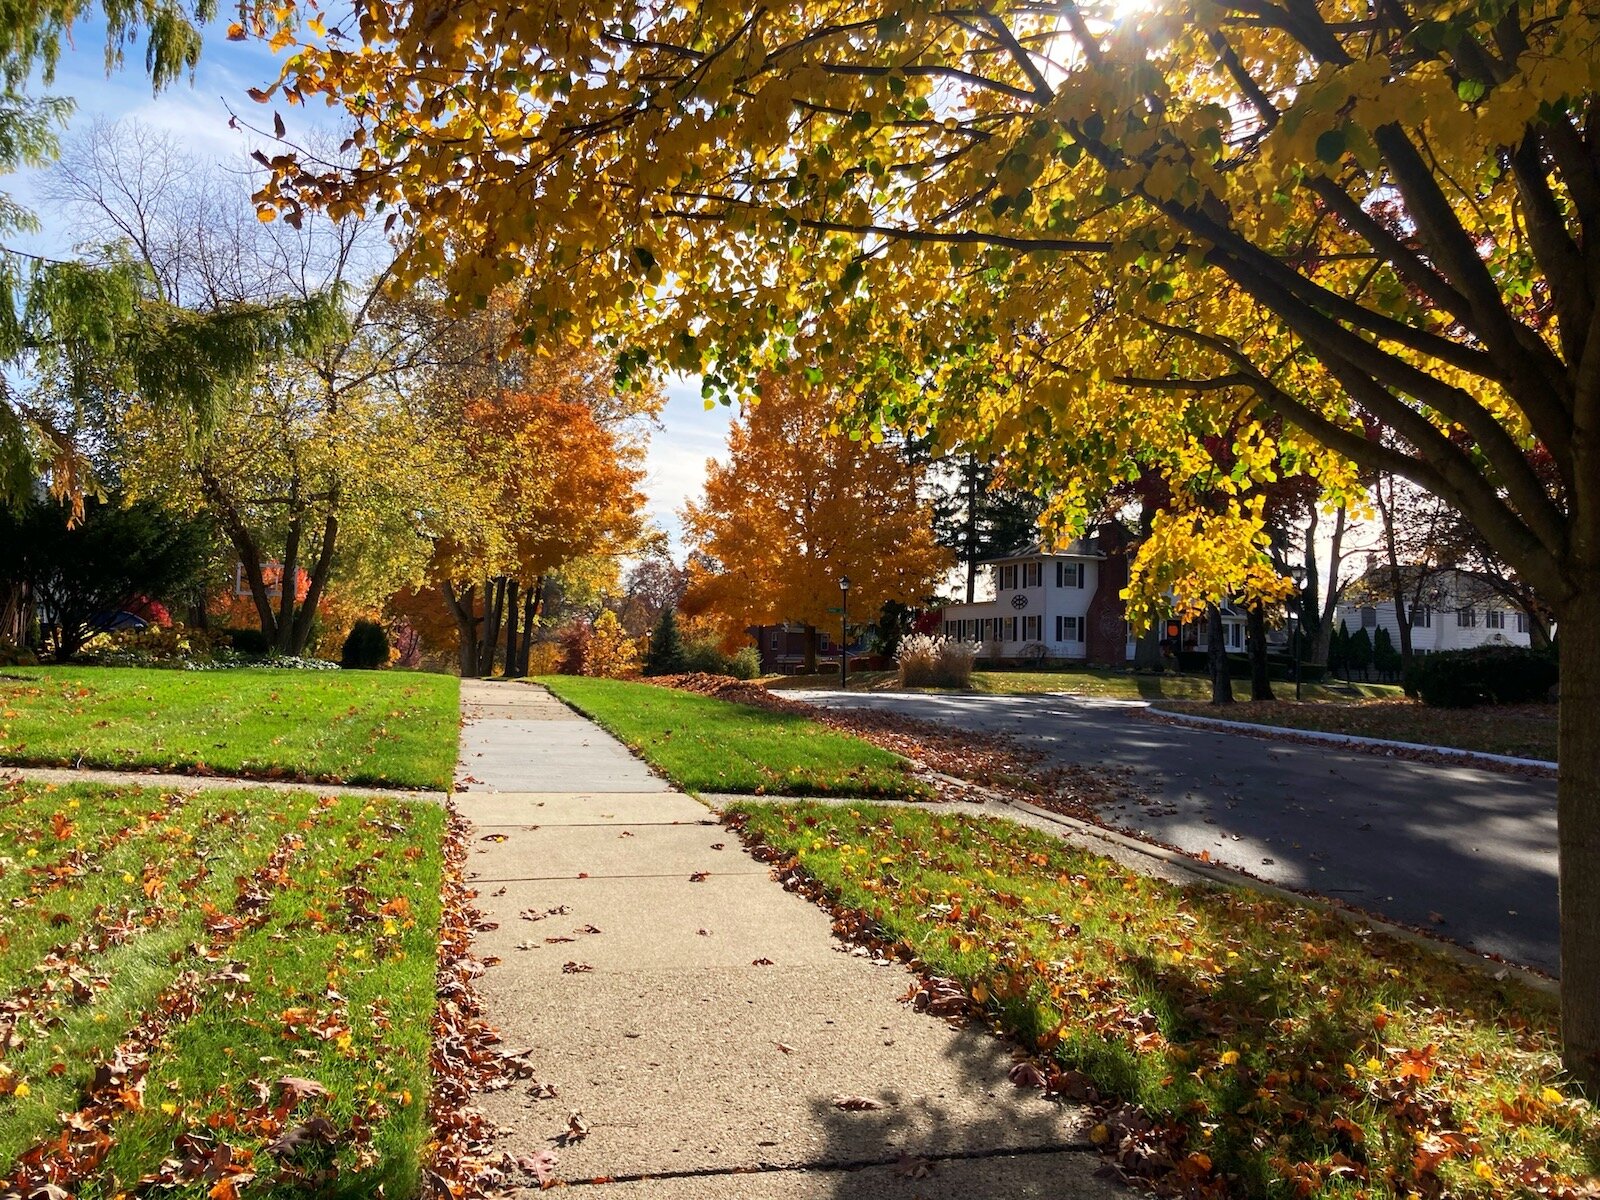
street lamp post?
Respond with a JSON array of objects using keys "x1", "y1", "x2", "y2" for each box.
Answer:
[{"x1": 838, "y1": 576, "x2": 851, "y2": 689}]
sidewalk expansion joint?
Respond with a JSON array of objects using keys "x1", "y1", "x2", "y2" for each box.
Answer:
[
  {"x1": 558, "y1": 1141, "x2": 1098, "y2": 1187},
  {"x1": 469, "y1": 870, "x2": 773, "y2": 884},
  {"x1": 468, "y1": 821, "x2": 720, "y2": 829}
]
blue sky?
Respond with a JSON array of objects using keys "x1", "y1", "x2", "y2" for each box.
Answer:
[{"x1": 13, "y1": 16, "x2": 733, "y2": 556}]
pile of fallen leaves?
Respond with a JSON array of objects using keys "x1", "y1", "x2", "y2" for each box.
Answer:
[
  {"x1": 652, "y1": 674, "x2": 1137, "y2": 816},
  {"x1": 422, "y1": 802, "x2": 507, "y2": 1199},
  {"x1": 730, "y1": 802, "x2": 1600, "y2": 1200}
]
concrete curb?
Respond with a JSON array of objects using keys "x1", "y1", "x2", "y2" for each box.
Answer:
[{"x1": 1147, "y1": 708, "x2": 1558, "y2": 772}]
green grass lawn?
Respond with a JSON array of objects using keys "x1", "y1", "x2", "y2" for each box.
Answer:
[
  {"x1": 764, "y1": 667, "x2": 1403, "y2": 703},
  {"x1": 0, "y1": 666, "x2": 459, "y2": 789},
  {"x1": 0, "y1": 778, "x2": 442, "y2": 1197},
  {"x1": 1155, "y1": 698, "x2": 1559, "y2": 762},
  {"x1": 539, "y1": 676, "x2": 932, "y2": 800},
  {"x1": 732, "y1": 801, "x2": 1597, "y2": 1200}
]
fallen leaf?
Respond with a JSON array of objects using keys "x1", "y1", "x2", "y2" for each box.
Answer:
[{"x1": 831, "y1": 1095, "x2": 884, "y2": 1111}]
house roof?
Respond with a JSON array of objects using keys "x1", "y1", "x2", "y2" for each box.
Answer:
[{"x1": 978, "y1": 538, "x2": 1103, "y2": 565}]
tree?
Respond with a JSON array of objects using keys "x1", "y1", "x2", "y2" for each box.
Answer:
[
  {"x1": 1348, "y1": 627, "x2": 1375, "y2": 683},
  {"x1": 1, "y1": 0, "x2": 334, "y2": 511},
  {"x1": 930, "y1": 455, "x2": 1044, "y2": 604},
  {"x1": 1373, "y1": 627, "x2": 1401, "y2": 682},
  {"x1": 682, "y1": 374, "x2": 949, "y2": 671},
  {"x1": 618, "y1": 552, "x2": 687, "y2": 639},
  {"x1": 429, "y1": 384, "x2": 649, "y2": 677},
  {"x1": 253, "y1": 0, "x2": 1600, "y2": 1080},
  {"x1": 0, "y1": 494, "x2": 208, "y2": 659},
  {"x1": 642, "y1": 607, "x2": 686, "y2": 677},
  {"x1": 51, "y1": 121, "x2": 436, "y2": 654},
  {"x1": 584, "y1": 610, "x2": 637, "y2": 679}
]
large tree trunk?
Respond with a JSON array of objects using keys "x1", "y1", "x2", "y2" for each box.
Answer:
[
  {"x1": 287, "y1": 510, "x2": 338, "y2": 657},
  {"x1": 803, "y1": 624, "x2": 819, "y2": 673},
  {"x1": 503, "y1": 579, "x2": 520, "y2": 678},
  {"x1": 443, "y1": 581, "x2": 478, "y2": 677},
  {"x1": 1247, "y1": 605, "x2": 1273, "y2": 701},
  {"x1": 1559, "y1": 584, "x2": 1600, "y2": 1087},
  {"x1": 1206, "y1": 605, "x2": 1233, "y2": 706}
]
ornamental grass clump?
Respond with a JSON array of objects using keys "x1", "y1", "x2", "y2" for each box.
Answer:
[{"x1": 896, "y1": 634, "x2": 980, "y2": 689}]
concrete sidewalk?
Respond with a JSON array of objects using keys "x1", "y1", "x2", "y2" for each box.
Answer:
[{"x1": 454, "y1": 680, "x2": 1119, "y2": 1198}]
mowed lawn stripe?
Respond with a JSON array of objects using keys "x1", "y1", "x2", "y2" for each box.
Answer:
[
  {"x1": 0, "y1": 667, "x2": 459, "y2": 790},
  {"x1": 87, "y1": 796, "x2": 444, "y2": 1199},
  {"x1": 540, "y1": 676, "x2": 932, "y2": 800},
  {"x1": 0, "y1": 784, "x2": 322, "y2": 1164}
]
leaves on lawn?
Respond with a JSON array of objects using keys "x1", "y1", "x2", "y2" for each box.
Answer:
[{"x1": 730, "y1": 803, "x2": 1600, "y2": 1200}]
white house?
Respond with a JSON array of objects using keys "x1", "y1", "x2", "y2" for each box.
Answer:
[
  {"x1": 1336, "y1": 569, "x2": 1536, "y2": 654},
  {"x1": 937, "y1": 529, "x2": 1251, "y2": 664}
]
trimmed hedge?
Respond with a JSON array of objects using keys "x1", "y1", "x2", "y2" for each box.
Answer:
[{"x1": 1405, "y1": 645, "x2": 1557, "y2": 708}]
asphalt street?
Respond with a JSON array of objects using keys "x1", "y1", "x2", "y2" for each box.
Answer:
[{"x1": 789, "y1": 690, "x2": 1559, "y2": 975}]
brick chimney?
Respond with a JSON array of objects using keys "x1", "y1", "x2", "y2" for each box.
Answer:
[{"x1": 1084, "y1": 522, "x2": 1132, "y2": 666}]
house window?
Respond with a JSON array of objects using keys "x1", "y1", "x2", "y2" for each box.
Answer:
[
  {"x1": 1485, "y1": 609, "x2": 1505, "y2": 630},
  {"x1": 1055, "y1": 615, "x2": 1084, "y2": 642},
  {"x1": 1413, "y1": 605, "x2": 1432, "y2": 629},
  {"x1": 1456, "y1": 607, "x2": 1477, "y2": 628},
  {"x1": 1022, "y1": 562, "x2": 1042, "y2": 588},
  {"x1": 1516, "y1": 612, "x2": 1530, "y2": 634},
  {"x1": 1023, "y1": 615, "x2": 1041, "y2": 640},
  {"x1": 1360, "y1": 606, "x2": 1377, "y2": 629},
  {"x1": 1229, "y1": 622, "x2": 1244, "y2": 650},
  {"x1": 820, "y1": 631, "x2": 831, "y2": 650},
  {"x1": 769, "y1": 630, "x2": 779, "y2": 649},
  {"x1": 998, "y1": 564, "x2": 1021, "y2": 590},
  {"x1": 1056, "y1": 561, "x2": 1085, "y2": 588}
]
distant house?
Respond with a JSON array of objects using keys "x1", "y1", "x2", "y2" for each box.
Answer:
[
  {"x1": 1337, "y1": 568, "x2": 1536, "y2": 654},
  {"x1": 749, "y1": 623, "x2": 871, "y2": 675},
  {"x1": 935, "y1": 525, "x2": 1253, "y2": 665}
]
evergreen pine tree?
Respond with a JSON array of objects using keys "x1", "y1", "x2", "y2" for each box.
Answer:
[
  {"x1": 1348, "y1": 626, "x2": 1374, "y2": 680},
  {"x1": 642, "y1": 606, "x2": 687, "y2": 676}
]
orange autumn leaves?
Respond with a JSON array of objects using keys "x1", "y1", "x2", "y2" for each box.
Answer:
[
  {"x1": 682, "y1": 374, "x2": 948, "y2": 640},
  {"x1": 431, "y1": 385, "x2": 646, "y2": 592}
]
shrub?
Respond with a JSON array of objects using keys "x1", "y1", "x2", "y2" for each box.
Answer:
[
  {"x1": 227, "y1": 627, "x2": 271, "y2": 657},
  {"x1": 682, "y1": 637, "x2": 733, "y2": 676},
  {"x1": 0, "y1": 640, "x2": 38, "y2": 667},
  {"x1": 340, "y1": 619, "x2": 391, "y2": 670},
  {"x1": 584, "y1": 610, "x2": 639, "y2": 678},
  {"x1": 557, "y1": 620, "x2": 591, "y2": 674},
  {"x1": 642, "y1": 608, "x2": 688, "y2": 676},
  {"x1": 525, "y1": 641, "x2": 563, "y2": 676},
  {"x1": 727, "y1": 646, "x2": 762, "y2": 680},
  {"x1": 1407, "y1": 646, "x2": 1558, "y2": 708},
  {"x1": 896, "y1": 634, "x2": 980, "y2": 689}
]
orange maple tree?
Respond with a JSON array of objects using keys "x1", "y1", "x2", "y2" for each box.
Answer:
[{"x1": 683, "y1": 374, "x2": 949, "y2": 669}]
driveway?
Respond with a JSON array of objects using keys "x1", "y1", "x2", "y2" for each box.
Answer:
[{"x1": 787, "y1": 690, "x2": 1559, "y2": 975}]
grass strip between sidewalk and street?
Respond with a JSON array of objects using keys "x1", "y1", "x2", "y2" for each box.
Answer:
[
  {"x1": 0, "y1": 778, "x2": 443, "y2": 1197},
  {"x1": 729, "y1": 801, "x2": 1597, "y2": 1200},
  {"x1": 539, "y1": 676, "x2": 933, "y2": 800},
  {"x1": 0, "y1": 666, "x2": 460, "y2": 790}
]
